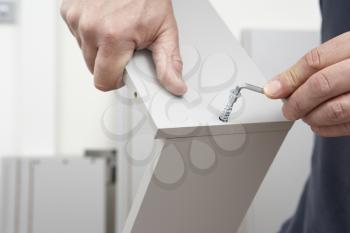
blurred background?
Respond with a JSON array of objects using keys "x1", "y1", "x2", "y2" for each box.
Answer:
[{"x1": 0, "y1": 0, "x2": 321, "y2": 233}]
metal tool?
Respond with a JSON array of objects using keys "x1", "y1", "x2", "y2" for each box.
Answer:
[{"x1": 219, "y1": 83, "x2": 264, "y2": 122}]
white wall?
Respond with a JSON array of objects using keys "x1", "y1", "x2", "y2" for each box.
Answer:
[
  {"x1": 56, "y1": 20, "x2": 119, "y2": 156},
  {"x1": 0, "y1": 25, "x2": 17, "y2": 156},
  {"x1": 16, "y1": 0, "x2": 57, "y2": 155},
  {"x1": 0, "y1": 0, "x2": 58, "y2": 158},
  {"x1": 210, "y1": 0, "x2": 321, "y2": 37}
]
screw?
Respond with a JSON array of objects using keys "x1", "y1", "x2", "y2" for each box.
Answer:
[{"x1": 219, "y1": 83, "x2": 264, "y2": 122}]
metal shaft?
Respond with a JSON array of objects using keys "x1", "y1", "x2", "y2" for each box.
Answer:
[{"x1": 242, "y1": 83, "x2": 264, "y2": 94}]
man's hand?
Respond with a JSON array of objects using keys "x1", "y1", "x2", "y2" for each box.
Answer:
[
  {"x1": 60, "y1": 0, "x2": 187, "y2": 95},
  {"x1": 264, "y1": 32, "x2": 350, "y2": 137}
]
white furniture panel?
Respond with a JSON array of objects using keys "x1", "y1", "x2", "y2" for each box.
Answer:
[
  {"x1": 118, "y1": 0, "x2": 292, "y2": 232},
  {"x1": 124, "y1": 131, "x2": 287, "y2": 233}
]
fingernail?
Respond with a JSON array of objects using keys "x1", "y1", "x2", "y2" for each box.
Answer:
[
  {"x1": 264, "y1": 80, "x2": 282, "y2": 98},
  {"x1": 171, "y1": 56, "x2": 187, "y2": 95},
  {"x1": 172, "y1": 74, "x2": 187, "y2": 96},
  {"x1": 172, "y1": 55, "x2": 183, "y2": 77}
]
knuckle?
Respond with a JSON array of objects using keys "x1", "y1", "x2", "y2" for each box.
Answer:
[
  {"x1": 101, "y1": 29, "x2": 119, "y2": 45},
  {"x1": 305, "y1": 47, "x2": 323, "y2": 69},
  {"x1": 327, "y1": 101, "x2": 347, "y2": 122},
  {"x1": 134, "y1": 19, "x2": 148, "y2": 32},
  {"x1": 99, "y1": 18, "x2": 136, "y2": 46},
  {"x1": 100, "y1": 21, "x2": 125, "y2": 45},
  {"x1": 65, "y1": 9, "x2": 79, "y2": 26},
  {"x1": 288, "y1": 98, "x2": 303, "y2": 117},
  {"x1": 79, "y1": 18, "x2": 97, "y2": 36},
  {"x1": 309, "y1": 72, "x2": 332, "y2": 98},
  {"x1": 60, "y1": 5, "x2": 67, "y2": 18},
  {"x1": 60, "y1": 1, "x2": 70, "y2": 18}
]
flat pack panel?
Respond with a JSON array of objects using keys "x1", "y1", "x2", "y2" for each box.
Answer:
[
  {"x1": 121, "y1": 1, "x2": 294, "y2": 232},
  {"x1": 31, "y1": 159, "x2": 106, "y2": 233},
  {"x1": 125, "y1": 0, "x2": 289, "y2": 139},
  {"x1": 124, "y1": 130, "x2": 288, "y2": 233}
]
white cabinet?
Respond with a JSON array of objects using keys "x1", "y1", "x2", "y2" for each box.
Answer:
[{"x1": 0, "y1": 157, "x2": 115, "y2": 233}]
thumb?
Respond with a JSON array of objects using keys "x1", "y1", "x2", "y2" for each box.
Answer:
[
  {"x1": 265, "y1": 32, "x2": 350, "y2": 99},
  {"x1": 150, "y1": 25, "x2": 187, "y2": 96},
  {"x1": 264, "y1": 50, "x2": 322, "y2": 99},
  {"x1": 264, "y1": 61, "x2": 316, "y2": 99}
]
